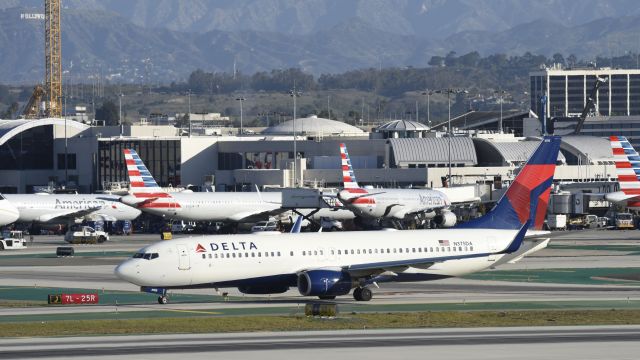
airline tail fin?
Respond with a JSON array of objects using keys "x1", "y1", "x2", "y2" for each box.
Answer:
[
  {"x1": 124, "y1": 149, "x2": 169, "y2": 198},
  {"x1": 457, "y1": 136, "x2": 561, "y2": 230},
  {"x1": 610, "y1": 136, "x2": 640, "y2": 196},
  {"x1": 339, "y1": 143, "x2": 359, "y2": 189}
]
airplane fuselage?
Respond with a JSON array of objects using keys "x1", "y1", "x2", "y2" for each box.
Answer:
[
  {"x1": 116, "y1": 228, "x2": 515, "y2": 290},
  {"x1": 122, "y1": 192, "x2": 283, "y2": 222},
  {"x1": 4, "y1": 194, "x2": 141, "y2": 223},
  {"x1": 341, "y1": 188, "x2": 450, "y2": 219}
]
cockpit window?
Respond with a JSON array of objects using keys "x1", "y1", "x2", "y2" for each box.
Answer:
[
  {"x1": 143, "y1": 253, "x2": 152, "y2": 260},
  {"x1": 151, "y1": 253, "x2": 159, "y2": 259}
]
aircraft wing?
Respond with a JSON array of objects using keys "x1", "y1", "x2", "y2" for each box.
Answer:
[
  {"x1": 227, "y1": 207, "x2": 286, "y2": 223},
  {"x1": 36, "y1": 206, "x2": 103, "y2": 222}
]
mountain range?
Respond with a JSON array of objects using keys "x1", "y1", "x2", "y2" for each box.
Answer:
[{"x1": 2, "y1": 0, "x2": 640, "y2": 83}]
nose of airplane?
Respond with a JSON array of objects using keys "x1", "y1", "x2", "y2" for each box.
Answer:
[
  {"x1": 0, "y1": 200, "x2": 20, "y2": 226},
  {"x1": 114, "y1": 261, "x2": 139, "y2": 284}
]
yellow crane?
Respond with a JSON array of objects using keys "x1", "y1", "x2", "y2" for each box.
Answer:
[{"x1": 45, "y1": 0, "x2": 62, "y2": 117}]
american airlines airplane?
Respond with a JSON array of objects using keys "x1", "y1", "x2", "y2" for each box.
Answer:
[
  {"x1": 3, "y1": 194, "x2": 141, "y2": 223},
  {"x1": 337, "y1": 143, "x2": 457, "y2": 227},
  {"x1": 606, "y1": 136, "x2": 640, "y2": 210},
  {"x1": 119, "y1": 149, "x2": 283, "y2": 222},
  {"x1": 115, "y1": 136, "x2": 561, "y2": 303},
  {"x1": 0, "y1": 195, "x2": 19, "y2": 226}
]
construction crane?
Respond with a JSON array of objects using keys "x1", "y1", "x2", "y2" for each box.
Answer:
[
  {"x1": 22, "y1": 85, "x2": 45, "y2": 118},
  {"x1": 45, "y1": 0, "x2": 62, "y2": 117},
  {"x1": 573, "y1": 76, "x2": 607, "y2": 135}
]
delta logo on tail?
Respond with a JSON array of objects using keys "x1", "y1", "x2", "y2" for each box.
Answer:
[
  {"x1": 609, "y1": 136, "x2": 640, "y2": 208},
  {"x1": 458, "y1": 136, "x2": 561, "y2": 230},
  {"x1": 123, "y1": 149, "x2": 178, "y2": 208}
]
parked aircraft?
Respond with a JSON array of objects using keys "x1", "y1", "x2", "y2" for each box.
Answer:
[
  {"x1": 0, "y1": 194, "x2": 19, "y2": 226},
  {"x1": 115, "y1": 136, "x2": 561, "y2": 304},
  {"x1": 606, "y1": 136, "x2": 640, "y2": 210},
  {"x1": 3, "y1": 194, "x2": 140, "y2": 223},
  {"x1": 119, "y1": 149, "x2": 283, "y2": 222},
  {"x1": 336, "y1": 143, "x2": 458, "y2": 227}
]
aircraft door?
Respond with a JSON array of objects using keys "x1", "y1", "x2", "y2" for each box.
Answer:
[{"x1": 177, "y1": 244, "x2": 191, "y2": 270}]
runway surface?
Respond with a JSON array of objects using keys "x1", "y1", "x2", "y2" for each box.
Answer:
[{"x1": 1, "y1": 326, "x2": 639, "y2": 359}]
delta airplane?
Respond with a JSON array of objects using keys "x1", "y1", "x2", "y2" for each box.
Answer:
[
  {"x1": 337, "y1": 143, "x2": 458, "y2": 227},
  {"x1": 0, "y1": 194, "x2": 19, "y2": 226},
  {"x1": 606, "y1": 136, "x2": 640, "y2": 210},
  {"x1": 3, "y1": 194, "x2": 140, "y2": 223},
  {"x1": 115, "y1": 136, "x2": 561, "y2": 303},
  {"x1": 119, "y1": 149, "x2": 283, "y2": 222}
]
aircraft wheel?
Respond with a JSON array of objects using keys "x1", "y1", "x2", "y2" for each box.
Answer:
[
  {"x1": 353, "y1": 287, "x2": 363, "y2": 301},
  {"x1": 158, "y1": 296, "x2": 168, "y2": 304},
  {"x1": 359, "y1": 287, "x2": 372, "y2": 301},
  {"x1": 318, "y1": 295, "x2": 336, "y2": 300}
]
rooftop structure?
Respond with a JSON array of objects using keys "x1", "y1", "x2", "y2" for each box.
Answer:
[{"x1": 262, "y1": 115, "x2": 366, "y2": 137}]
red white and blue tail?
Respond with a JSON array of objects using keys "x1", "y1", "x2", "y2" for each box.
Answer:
[
  {"x1": 457, "y1": 136, "x2": 561, "y2": 230},
  {"x1": 610, "y1": 136, "x2": 640, "y2": 196},
  {"x1": 124, "y1": 149, "x2": 171, "y2": 199},
  {"x1": 339, "y1": 143, "x2": 359, "y2": 189}
]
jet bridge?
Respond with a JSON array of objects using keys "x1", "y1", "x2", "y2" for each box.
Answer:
[{"x1": 281, "y1": 188, "x2": 337, "y2": 227}]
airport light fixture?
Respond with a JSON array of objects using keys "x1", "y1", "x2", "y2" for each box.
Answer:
[
  {"x1": 421, "y1": 90, "x2": 434, "y2": 127},
  {"x1": 495, "y1": 90, "x2": 508, "y2": 133},
  {"x1": 235, "y1": 97, "x2": 245, "y2": 136},
  {"x1": 435, "y1": 88, "x2": 468, "y2": 186},
  {"x1": 289, "y1": 87, "x2": 302, "y2": 187},
  {"x1": 188, "y1": 89, "x2": 192, "y2": 138}
]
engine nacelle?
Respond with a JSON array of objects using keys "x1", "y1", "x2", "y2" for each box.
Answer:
[
  {"x1": 297, "y1": 270, "x2": 353, "y2": 297},
  {"x1": 433, "y1": 210, "x2": 457, "y2": 228}
]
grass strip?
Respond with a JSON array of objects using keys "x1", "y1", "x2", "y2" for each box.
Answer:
[{"x1": 2, "y1": 310, "x2": 640, "y2": 337}]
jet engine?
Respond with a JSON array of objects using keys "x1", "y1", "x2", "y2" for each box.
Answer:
[
  {"x1": 433, "y1": 210, "x2": 457, "y2": 228},
  {"x1": 297, "y1": 269, "x2": 354, "y2": 297}
]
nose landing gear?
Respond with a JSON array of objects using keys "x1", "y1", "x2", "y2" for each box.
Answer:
[{"x1": 157, "y1": 295, "x2": 168, "y2": 304}]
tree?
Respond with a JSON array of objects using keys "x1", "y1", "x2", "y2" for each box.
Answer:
[
  {"x1": 95, "y1": 100, "x2": 119, "y2": 126},
  {"x1": 552, "y1": 53, "x2": 565, "y2": 66}
]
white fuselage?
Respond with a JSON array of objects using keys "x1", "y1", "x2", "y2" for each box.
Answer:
[
  {"x1": 4, "y1": 194, "x2": 141, "y2": 223},
  {"x1": 343, "y1": 188, "x2": 450, "y2": 219},
  {"x1": 123, "y1": 192, "x2": 283, "y2": 222},
  {"x1": 115, "y1": 228, "x2": 517, "y2": 289}
]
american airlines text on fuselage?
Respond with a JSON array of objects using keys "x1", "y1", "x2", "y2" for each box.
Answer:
[{"x1": 53, "y1": 198, "x2": 110, "y2": 209}]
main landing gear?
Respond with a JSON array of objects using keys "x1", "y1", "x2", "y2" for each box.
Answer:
[
  {"x1": 353, "y1": 287, "x2": 372, "y2": 301},
  {"x1": 158, "y1": 295, "x2": 168, "y2": 304}
]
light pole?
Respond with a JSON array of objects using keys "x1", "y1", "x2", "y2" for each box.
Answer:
[
  {"x1": 61, "y1": 94, "x2": 68, "y2": 186},
  {"x1": 436, "y1": 88, "x2": 467, "y2": 186},
  {"x1": 188, "y1": 89, "x2": 192, "y2": 138},
  {"x1": 118, "y1": 93, "x2": 124, "y2": 136},
  {"x1": 495, "y1": 90, "x2": 507, "y2": 133},
  {"x1": 421, "y1": 90, "x2": 433, "y2": 127},
  {"x1": 289, "y1": 87, "x2": 302, "y2": 187},
  {"x1": 236, "y1": 97, "x2": 245, "y2": 136}
]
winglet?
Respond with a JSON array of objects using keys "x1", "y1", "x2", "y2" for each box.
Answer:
[
  {"x1": 290, "y1": 216, "x2": 303, "y2": 233},
  {"x1": 498, "y1": 221, "x2": 530, "y2": 254}
]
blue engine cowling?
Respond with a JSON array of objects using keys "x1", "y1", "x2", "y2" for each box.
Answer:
[{"x1": 297, "y1": 270, "x2": 353, "y2": 296}]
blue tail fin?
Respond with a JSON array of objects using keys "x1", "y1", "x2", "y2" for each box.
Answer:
[{"x1": 457, "y1": 136, "x2": 561, "y2": 230}]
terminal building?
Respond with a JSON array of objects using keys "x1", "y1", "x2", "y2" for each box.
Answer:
[
  {"x1": 525, "y1": 66, "x2": 640, "y2": 148},
  {"x1": 0, "y1": 116, "x2": 619, "y2": 200}
]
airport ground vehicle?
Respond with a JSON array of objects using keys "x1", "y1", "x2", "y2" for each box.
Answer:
[
  {"x1": 171, "y1": 221, "x2": 196, "y2": 233},
  {"x1": 569, "y1": 214, "x2": 598, "y2": 229},
  {"x1": 64, "y1": 226, "x2": 109, "y2": 244},
  {"x1": 546, "y1": 214, "x2": 567, "y2": 230},
  {"x1": 0, "y1": 230, "x2": 27, "y2": 250},
  {"x1": 615, "y1": 213, "x2": 635, "y2": 229},
  {"x1": 251, "y1": 220, "x2": 279, "y2": 232}
]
